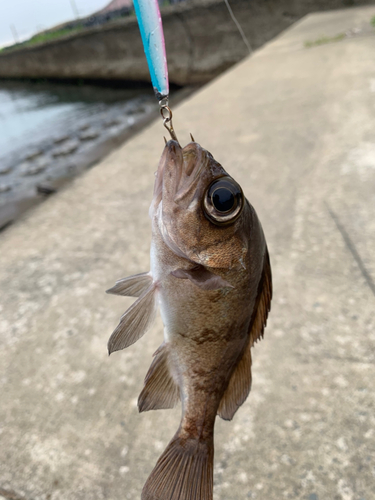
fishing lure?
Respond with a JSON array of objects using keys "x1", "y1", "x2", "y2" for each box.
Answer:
[
  {"x1": 133, "y1": 0, "x2": 178, "y2": 141},
  {"x1": 133, "y1": 0, "x2": 168, "y2": 100}
]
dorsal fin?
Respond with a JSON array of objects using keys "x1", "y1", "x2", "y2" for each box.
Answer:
[
  {"x1": 218, "y1": 248, "x2": 272, "y2": 420},
  {"x1": 138, "y1": 344, "x2": 180, "y2": 412},
  {"x1": 250, "y1": 247, "x2": 272, "y2": 346}
]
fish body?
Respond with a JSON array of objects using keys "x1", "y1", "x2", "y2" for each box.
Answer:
[{"x1": 107, "y1": 140, "x2": 272, "y2": 500}]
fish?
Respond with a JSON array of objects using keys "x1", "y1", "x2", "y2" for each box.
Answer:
[{"x1": 107, "y1": 139, "x2": 272, "y2": 500}]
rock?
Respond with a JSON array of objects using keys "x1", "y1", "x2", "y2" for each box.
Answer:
[
  {"x1": 37, "y1": 184, "x2": 57, "y2": 195},
  {"x1": 0, "y1": 166, "x2": 13, "y2": 175},
  {"x1": 108, "y1": 126, "x2": 123, "y2": 136},
  {"x1": 21, "y1": 165, "x2": 45, "y2": 176},
  {"x1": 24, "y1": 149, "x2": 43, "y2": 161},
  {"x1": 54, "y1": 135, "x2": 70, "y2": 145},
  {"x1": 80, "y1": 129, "x2": 100, "y2": 141},
  {"x1": 0, "y1": 184, "x2": 11, "y2": 193},
  {"x1": 52, "y1": 139, "x2": 79, "y2": 157},
  {"x1": 20, "y1": 158, "x2": 48, "y2": 176},
  {"x1": 103, "y1": 119, "x2": 121, "y2": 129}
]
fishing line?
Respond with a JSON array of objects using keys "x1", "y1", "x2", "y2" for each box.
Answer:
[{"x1": 223, "y1": 0, "x2": 252, "y2": 54}]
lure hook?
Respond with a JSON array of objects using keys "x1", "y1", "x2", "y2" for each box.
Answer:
[{"x1": 159, "y1": 98, "x2": 179, "y2": 144}]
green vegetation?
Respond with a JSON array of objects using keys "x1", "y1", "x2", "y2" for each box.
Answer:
[
  {"x1": 26, "y1": 26, "x2": 83, "y2": 45},
  {"x1": 1, "y1": 25, "x2": 84, "y2": 53},
  {"x1": 371, "y1": 15, "x2": 375, "y2": 28},
  {"x1": 304, "y1": 33, "x2": 345, "y2": 48}
]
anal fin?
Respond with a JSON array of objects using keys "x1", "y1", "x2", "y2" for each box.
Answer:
[
  {"x1": 107, "y1": 283, "x2": 157, "y2": 354},
  {"x1": 217, "y1": 344, "x2": 252, "y2": 421},
  {"x1": 106, "y1": 272, "x2": 152, "y2": 297},
  {"x1": 138, "y1": 344, "x2": 180, "y2": 412}
]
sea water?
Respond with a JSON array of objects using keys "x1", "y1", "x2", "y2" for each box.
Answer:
[{"x1": 0, "y1": 80, "x2": 155, "y2": 228}]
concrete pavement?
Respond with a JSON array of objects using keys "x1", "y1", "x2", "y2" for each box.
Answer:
[{"x1": 1, "y1": 5, "x2": 375, "y2": 500}]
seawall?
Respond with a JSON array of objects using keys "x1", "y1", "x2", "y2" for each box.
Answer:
[{"x1": 0, "y1": 0, "x2": 373, "y2": 85}]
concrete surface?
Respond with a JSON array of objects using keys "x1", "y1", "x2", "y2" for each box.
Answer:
[
  {"x1": 1, "y1": 5, "x2": 375, "y2": 500},
  {"x1": 1, "y1": 0, "x2": 374, "y2": 85}
]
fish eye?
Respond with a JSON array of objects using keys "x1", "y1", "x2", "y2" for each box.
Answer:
[
  {"x1": 212, "y1": 187, "x2": 235, "y2": 212},
  {"x1": 203, "y1": 177, "x2": 244, "y2": 225}
]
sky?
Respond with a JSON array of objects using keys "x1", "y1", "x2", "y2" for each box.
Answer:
[{"x1": 0, "y1": 0, "x2": 109, "y2": 48}]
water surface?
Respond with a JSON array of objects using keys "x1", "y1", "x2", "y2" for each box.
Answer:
[{"x1": 0, "y1": 81, "x2": 156, "y2": 228}]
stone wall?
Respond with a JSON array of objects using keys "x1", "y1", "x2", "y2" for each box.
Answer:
[{"x1": 0, "y1": 0, "x2": 372, "y2": 85}]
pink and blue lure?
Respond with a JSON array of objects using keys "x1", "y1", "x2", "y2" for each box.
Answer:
[{"x1": 133, "y1": 0, "x2": 169, "y2": 101}]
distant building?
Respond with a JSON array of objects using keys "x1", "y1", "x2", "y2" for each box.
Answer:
[
  {"x1": 96, "y1": 0, "x2": 133, "y2": 15},
  {"x1": 95, "y1": 0, "x2": 187, "y2": 14}
]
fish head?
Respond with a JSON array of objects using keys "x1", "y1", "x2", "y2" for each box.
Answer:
[{"x1": 151, "y1": 140, "x2": 253, "y2": 269}]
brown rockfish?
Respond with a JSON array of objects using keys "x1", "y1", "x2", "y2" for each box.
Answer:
[{"x1": 107, "y1": 139, "x2": 272, "y2": 500}]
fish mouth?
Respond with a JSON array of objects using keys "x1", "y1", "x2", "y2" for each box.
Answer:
[
  {"x1": 175, "y1": 143, "x2": 206, "y2": 205},
  {"x1": 152, "y1": 140, "x2": 208, "y2": 210},
  {"x1": 152, "y1": 140, "x2": 179, "y2": 211},
  {"x1": 151, "y1": 140, "x2": 210, "y2": 261}
]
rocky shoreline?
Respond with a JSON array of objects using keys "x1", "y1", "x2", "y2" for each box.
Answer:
[{"x1": 0, "y1": 85, "x2": 195, "y2": 231}]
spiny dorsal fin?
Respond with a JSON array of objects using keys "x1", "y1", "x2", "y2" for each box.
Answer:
[
  {"x1": 142, "y1": 433, "x2": 214, "y2": 500},
  {"x1": 107, "y1": 284, "x2": 157, "y2": 354},
  {"x1": 138, "y1": 344, "x2": 180, "y2": 412},
  {"x1": 106, "y1": 272, "x2": 152, "y2": 297},
  {"x1": 217, "y1": 248, "x2": 272, "y2": 420}
]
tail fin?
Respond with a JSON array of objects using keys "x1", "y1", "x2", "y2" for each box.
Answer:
[{"x1": 142, "y1": 432, "x2": 214, "y2": 500}]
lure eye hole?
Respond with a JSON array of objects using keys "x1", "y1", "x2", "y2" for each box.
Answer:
[{"x1": 203, "y1": 177, "x2": 244, "y2": 225}]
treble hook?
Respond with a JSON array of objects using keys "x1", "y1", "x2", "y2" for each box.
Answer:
[{"x1": 159, "y1": 98, "x2": 179, "y2": 144}]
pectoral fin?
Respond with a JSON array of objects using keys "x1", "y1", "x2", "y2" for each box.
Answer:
[
  {"x1": 138, "y1": 343, "x2": 180, "y2": 412},
  {"x1": 171, "y1": 266, "x2": 233, "y2": 290},
  {"x1": 107, "y1": 284, "x2": 157, "y2": 354},
  {"x1": 106, "y1": 272, "x2": 152, "y2": 297}
]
